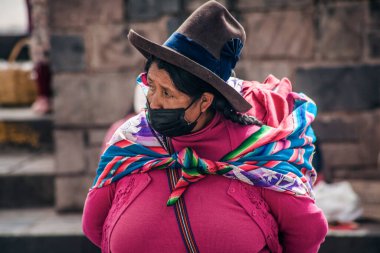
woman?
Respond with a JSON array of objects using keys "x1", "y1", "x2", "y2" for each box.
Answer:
[{"x1": 82, "y1": 1, "x2": 328, "y2": 252}]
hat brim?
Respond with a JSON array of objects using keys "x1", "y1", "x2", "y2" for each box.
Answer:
[{"x1": 128, "y1": 30, "x2": 252, "y2": 113}]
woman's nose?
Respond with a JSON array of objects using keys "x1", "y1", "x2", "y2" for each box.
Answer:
[{"x1": 148, "y1": 94, "x2": 162, "y2": 109}]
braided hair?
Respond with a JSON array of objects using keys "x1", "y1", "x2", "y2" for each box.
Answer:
[
  {"x1": 145, "y1": 57, "x2": 262, "y2": 127},
  {"x1": 212, "y1": 96, "x2": 262, "y2": 126}
]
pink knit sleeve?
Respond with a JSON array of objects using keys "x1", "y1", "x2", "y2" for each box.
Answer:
[
  {"x1": 262, "y1": 189, "x2": 328, "y2": 253},
  {"x1": 82, "y1": 184, "x2": 116, "y2": 247}
]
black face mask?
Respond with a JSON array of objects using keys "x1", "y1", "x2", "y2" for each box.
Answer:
[{"x1": 147, "y1": 98, "x2": 202, "y2": 137}]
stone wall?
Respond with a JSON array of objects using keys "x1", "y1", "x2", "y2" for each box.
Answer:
[
  {"x1": 49, "y1": 0, "x2": 134, "y2": 211},
  {"x1": 46, "y1": 0, "x2": 380, "y2": 214}
]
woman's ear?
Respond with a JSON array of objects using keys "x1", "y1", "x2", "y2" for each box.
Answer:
[{"x1": 200, "y1": 92, "x2": 214, "y2": 112}]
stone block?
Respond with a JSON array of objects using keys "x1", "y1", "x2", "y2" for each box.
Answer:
[
  {"x1": 50, "y1": 35, "x2": 85, "y2": 72},
  {"x1": 321, "y1": 110, "x2": 380, "y2": 177},
  {"x1": 0, "y1": 174, "x2": 54, "y2": 208},
  {"x1": 0, "y1": 121, "x2": 53, "y2": 151},
  {"x1": 187, "y1": 0, "x2": 227, "y2": 12},
  {"x1": 349, "y1": 179, "x2": 380, "y2": 220},
  {"x1": 86, "y1": 16, "x2": 171, "y2": 71},
  {"x1": 54, "y1": 73, "x2": 134, "y2": 126},
  {"x1": 85, "y1": 24, "x2": 143, "y2": 71},
  {"x1": 318, "y1": 2, "x2": 365, "y2": 61},
  {"x1": 243, "y1": 9, "x2": 315, "y2": 59},
  {"x1": 126, "y1": 0, "x2": 161, "y2": 20},
  {"x1": 82, "y1": 0, "x2": 123, "y2": 24},
  {"x1": 129, "y1": 16, "x2": 170, "y2": 46},
  {"x1": 14, "y1": 156, "x2": 54, "y2": 175},
  {"x1": 31, "y1": 0, "x2": 48, "y2": 4},
  {"x1": 49, "y1": 0, "x2": 86, "y2": 30},
  {"x1": 361, "y1": 203, "x2": 380, "y2": 220},
  {"x1": 357, "y1": 110, "x2": 380, "y2": 167},
  {"x1": 320, "y1": 143, "x2": 363, "y2": 168},
  {"x1": 54, "y1": 130, "x2": 86, "y2": 174},
  {"x1": 0, "y1": 154, "x2": 30, "y2": 175},
  {"x1": 55, "y1": 176, "x2": 93, "y2": 212},
  {"x1": 50, "y1": 0, "x2": 123, "y2": 30},
  {"x1": 53, "y1": 74, "x2": 91, "y2": 125},
  {"x1": 369, "y1": 0, "x2": 380, "y2": 29},
  {"x1": 88, "y1": 129, "x2": 108, "y2": 146},
  {"x1": 349, "y1": 180, "x2": 380, "y2": 205},
  {"x1": 160, "y1": 0, "x2": 181, "y2": 14},
  {"x1": 167, "y1": 16, "x2": 185, "y2": 35},
  {"x1": 374, "y1": 111, "x2": 380, "y2": 170},
  {"x1": 126, "y1": 0, "x2": 179, "y2": 21},
  {"x1": 295, "y1": 65, "x2": 380, "y2": 112},
  {"x1": 368, "y1": 32, "x2": 380, "y2": 58},
  {"x1": 333, "y1": 167, "x2": 380, "y2": 180},
  {"x1": 313, "y1": 113, "x2": 361, "y2": 142},
  {"x1": 237, "y1": 0, "x2": 313, "y2": 10},
  {"x1": 87, "y1": 73, "x2": 134, "y2": 125},
  {"x1": 235, "y1": 59, "x2": 293, "y2": 83},
  {"x1": 0, "y1": 235, "x2": 98, "y2": 253}
]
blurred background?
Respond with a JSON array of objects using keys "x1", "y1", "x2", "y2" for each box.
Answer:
[{"x1": 0, "y1": 0, "x2": 379, "y2": 252}]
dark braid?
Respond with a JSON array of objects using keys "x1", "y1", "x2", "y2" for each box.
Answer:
[
  {"x1": 212, "y1": 96, "x2": 263, "y2": 126},
  {"x1": 145, "y1": 56, "x2": 263, "y2": 127}
]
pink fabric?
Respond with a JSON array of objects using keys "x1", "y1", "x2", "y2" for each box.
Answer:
[
  {"x1": 83, "y1": 110, "x2": 327, "y2": 252},
  {"x1": 242, "y1": 75, "x2": 294, "y2": 128}
]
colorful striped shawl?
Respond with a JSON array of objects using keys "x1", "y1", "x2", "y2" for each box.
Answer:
[{"x1": 92, "y1": 83, "x2": 318, "y2": 206}]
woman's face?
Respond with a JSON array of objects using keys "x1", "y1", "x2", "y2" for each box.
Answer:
[{"x1": 146, "y1": 62, "x2": 205, "y2": 124}]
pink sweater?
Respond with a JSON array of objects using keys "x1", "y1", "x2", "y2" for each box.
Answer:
[{"x1": 82, "y1": 112, "x2": 328, "y2": 253}]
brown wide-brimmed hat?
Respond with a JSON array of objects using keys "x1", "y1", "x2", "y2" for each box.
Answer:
[{"x1": 128, "y1": 0, "x2": 252, "y2": 112}]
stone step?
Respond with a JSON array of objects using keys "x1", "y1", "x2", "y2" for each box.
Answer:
[
  {"x1": 320, "y1": 219, "x2": 380, "y2": 253},
  {"x1": 349, "y1": 180, "x2": 380, "y2": 221},
  {"x1": 0, "y1": 107, "x2": 53, "y2": 151},
  {"x1": 0, "y1": 208, "x2": 379, "y2": 253},
  {"x1": 0, "y1": 208, "x2": 99, "y2": 253},
  {"x1": 0, "y1": 153, "x2": 55, "y2": 208}
]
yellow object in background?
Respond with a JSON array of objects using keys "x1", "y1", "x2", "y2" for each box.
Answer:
[{"x1": 0, "y1": 38, "x2": 37, "y2": 106}]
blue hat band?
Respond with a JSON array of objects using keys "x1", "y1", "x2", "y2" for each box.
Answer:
[{"x1": 163, "y1": 32, "x2": 243, "y2": 81}]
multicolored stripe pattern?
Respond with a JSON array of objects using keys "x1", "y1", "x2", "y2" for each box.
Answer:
[{"x1": 92, "y1": 90, "x2": 317, "y2": 206}]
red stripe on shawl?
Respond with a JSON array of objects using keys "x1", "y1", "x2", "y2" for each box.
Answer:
[
  {"x1": 123, "y1": 155, "x2": 148, "y2": 173},
  {"x1": 140, "y1": 160, "x2": 157, "y2": 172},
  {"x1": 103, "y1": 178, "x2": 113, "y2": 186},
  {"x1": 140, "y1": 157, "x2": 174, "y2": 173},
  {"x1": 170, "y1": 178, "x2": 189, "y2": 198},
  {"x1": 115, "y1": 139, "x2": 134, "y2": 148},
  {"x1": 239, "y1": 164, "x2": 260, "y2": 170},
  {"x1": 301, "y1": 167, "x2": 308, "y2": 175},
  {"x1": 263, "y1": 161, "x2": 281, "y2": 168},
  {"x1": 243, "y1": 161, "x2": 258, "y2": 165},
  {"x1": 238, "y1": 161, "x2": 280, "y2": 172},
  {"x1": 112, "y1": 155, "x2": 144, "y2": 176},
  {"x1": 94, "y1": 156, "x2": 123, "y2": 188},
  {"x1": 149, "y1": 146, "x2": 168, "y2": 154}
]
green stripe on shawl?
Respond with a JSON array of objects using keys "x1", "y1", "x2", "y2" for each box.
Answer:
[{"x1": 221, "y1": 125, "x2": 272, "y2": 161}]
